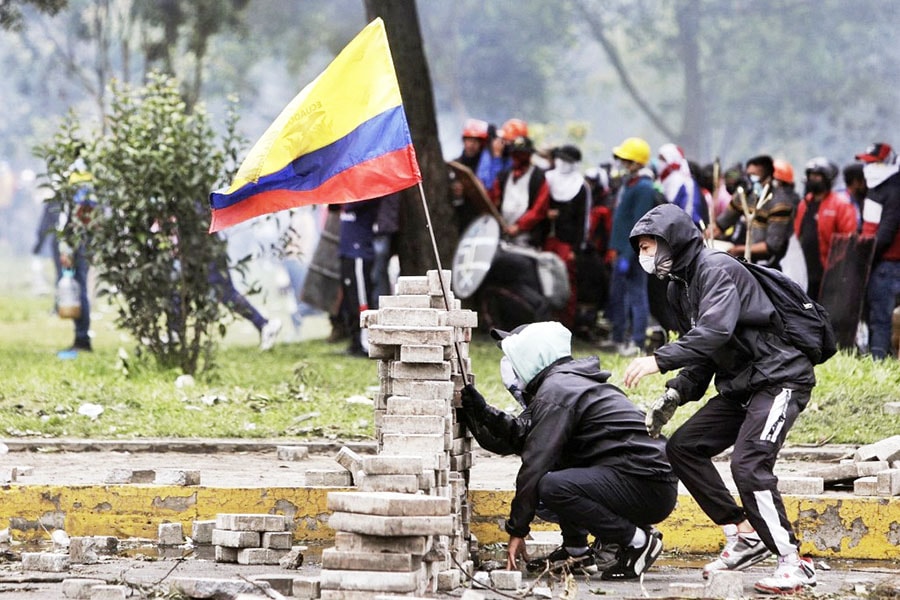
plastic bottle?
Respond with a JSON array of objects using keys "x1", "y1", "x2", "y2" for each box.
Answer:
[{"x1": 56, "y1": 269, "x2": 81, "y2": 319}]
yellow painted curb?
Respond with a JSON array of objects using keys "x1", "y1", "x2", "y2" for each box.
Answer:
[
  {"x1": 2, "y1": 485, "x2": 898, "y2": 559},
  {"x1": 469, "y1": 490, "x2": 900, "y2": 559}
]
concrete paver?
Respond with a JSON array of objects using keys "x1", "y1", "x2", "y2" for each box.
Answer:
[{"x1": 1, "y1": 440, "x2": 899, "y2": 598}]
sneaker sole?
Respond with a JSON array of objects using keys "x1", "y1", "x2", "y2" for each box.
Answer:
[{"x1": 703, "y1": 549, "x2": 771, "y2": 579}]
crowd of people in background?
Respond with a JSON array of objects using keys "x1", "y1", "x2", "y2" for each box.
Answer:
[
  {"x1": 449, "y1": 117, "x2": 900, "y2": 361},
  {"x1": 7, "y1": 117, "x2": 897, "y2": 362}
]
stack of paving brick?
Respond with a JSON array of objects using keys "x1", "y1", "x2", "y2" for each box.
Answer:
[
  {"x1": 322, "y1": 491, "x2": 455, "y2": 599},
  {"x1": 317, "y1": 269, "x2": 476, "y2": 597},
  {"x1": 211, "y1": 513, "x2": 293, "y2": 565},
  {"x1": 783, "y1": 435, "x2": 900, "y2": 497}
]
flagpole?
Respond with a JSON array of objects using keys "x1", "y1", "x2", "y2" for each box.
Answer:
[{"x1": 416, "y1": 181, "x2": 470, "y2": 383}]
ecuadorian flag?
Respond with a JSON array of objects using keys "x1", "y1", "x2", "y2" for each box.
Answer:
[{"x1": 209, "y1": 18, "x2": 421, "y2": 232}]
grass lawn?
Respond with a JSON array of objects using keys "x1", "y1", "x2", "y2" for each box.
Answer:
[{"x1": 1, "y1": 252, "x2": 898, "y2": 445}]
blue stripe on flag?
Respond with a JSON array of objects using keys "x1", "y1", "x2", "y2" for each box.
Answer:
[{"x1": 211, "y1": 105, "x2": 411, "y2": 210}]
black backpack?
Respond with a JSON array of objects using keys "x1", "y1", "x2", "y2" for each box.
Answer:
[{"x1": 735, "y1": 257, "x2": 837, "y2": 365}]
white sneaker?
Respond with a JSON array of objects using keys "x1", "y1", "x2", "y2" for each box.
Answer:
[
  {"x1": 753, "y1": 555, "x2": 816, "y2": 594},
  {"x1": 703, "y1": 528, "x2": 770, "y2": 579},
  {"x1": 259, "y1": 319, "x2": 282, "y2": 351}
]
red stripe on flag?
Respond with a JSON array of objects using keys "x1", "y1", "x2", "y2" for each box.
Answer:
[{"x1": 209, "y1": 146, "x2": 420, "y2": 233}]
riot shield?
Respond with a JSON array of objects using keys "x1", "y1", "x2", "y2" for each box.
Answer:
[{"x1": 451, "y1": 215, "x2": 500, "y2": 300}]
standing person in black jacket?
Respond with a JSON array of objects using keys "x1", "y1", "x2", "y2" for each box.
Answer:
[
  {"x1": 338, "y1": 197, "x2": 381, "y2": 357},
  {"x1": 459, "y1": 321, "x2": 677, "y2": 580},
  {"x1": 623, "y1": 204, "x2": 817, "y2": 595}
]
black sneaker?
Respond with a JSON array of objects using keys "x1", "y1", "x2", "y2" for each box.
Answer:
[
  {"x1": 525, "y1": 546, "x2": 598, "y2": 575},
  {"x1": 601, "y1": 528, "x2": 663, "y2": 580}
]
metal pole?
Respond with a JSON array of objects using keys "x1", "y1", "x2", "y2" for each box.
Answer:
[{"x1": 416, "y1": 181, "x2": 469, "y2": 383}]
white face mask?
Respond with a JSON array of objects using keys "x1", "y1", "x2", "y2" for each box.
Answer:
[
  {"x1": 555, "y1": 159, "x2": 576, "y2": 175},
  {"x1": 639, "y1": 241, "x2": 674, "y2": 278}
]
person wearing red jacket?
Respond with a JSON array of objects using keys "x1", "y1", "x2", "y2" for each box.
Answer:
[
  {"x1": 856, "y1": 142, "x2": 900, "y2": 359},
  {"x1": 490, "y1": 135, "x2": 550, "y2": 249},
  {"x1": 794, "y1": 157, "x2": 858, "y2": 301}
]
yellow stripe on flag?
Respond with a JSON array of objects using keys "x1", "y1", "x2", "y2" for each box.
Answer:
[{"x1": 227, "y1": 18, "x2": 402, "y2": 194}]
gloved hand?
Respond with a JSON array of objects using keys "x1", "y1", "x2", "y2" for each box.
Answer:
[
  {"x1": 615, "y1": 256, "x2": 630, "y2": 275},
  {"x1": 461, "y1": 384, "x2": 488, "y2": 417},
  {"x1": 646, "y1": 388, "x2": 681, "y2": 438}
]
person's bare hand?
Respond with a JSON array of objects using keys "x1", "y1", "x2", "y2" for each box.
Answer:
[
  {"x1": 507, "y1": 536, "x2": 528, "y2": 570},
  {"x1": 623, "y1": 356, "x2": 659, "y2": 388}
]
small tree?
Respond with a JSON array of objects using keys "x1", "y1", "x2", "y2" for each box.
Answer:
[{"x1": 35, "y1": 73, "x2": 245, "y2": 374}]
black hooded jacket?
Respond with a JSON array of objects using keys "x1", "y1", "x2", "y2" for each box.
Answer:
[
  {"x1": 630, "y1": 204, "x2": 815, "y2": 403},
  {"x1": 463, "y1": 356, "x2": 675, "y2": 539}
]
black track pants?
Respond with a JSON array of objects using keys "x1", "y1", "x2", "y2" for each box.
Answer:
[
  {"x1": 537, "y1": 465, "x2": 677, "y2": 548},
  {"x1": 666, "y1": 387, "x2": 810, "y2": 557}
]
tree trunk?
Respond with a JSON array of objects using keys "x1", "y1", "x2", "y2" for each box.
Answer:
[
  {"x1": 675, "y1": 1, "x2": 705, "y2": 158},
  {"x1": 364, "y1": 0, "x2": 457, "y2": 276}
]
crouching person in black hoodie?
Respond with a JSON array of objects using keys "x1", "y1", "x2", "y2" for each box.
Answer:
[{"x1": 459, "y1": 321, "x2": 677, "y2": 579}]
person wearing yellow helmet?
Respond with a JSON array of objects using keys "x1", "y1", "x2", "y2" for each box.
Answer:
[{"x1": 607, "y1": 137, "x2": 656, "y2": 356}]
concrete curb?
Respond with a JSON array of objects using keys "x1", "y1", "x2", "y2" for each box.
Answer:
[
  {"x1": 1, "y1": 438, "x2": 378, "y2": 455},
  {"x1": 2, "y1": 485, "x2": 898, "y2": 560},
  {"x1": 1, "y1": 438, "x2": 856, "y2": 460},
  {"x1": 2, "y1": 440, "x2": 896, "y2": 560}
]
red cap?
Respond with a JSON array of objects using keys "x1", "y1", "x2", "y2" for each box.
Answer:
[{"x1": 855, "y1": 142, "x2": 894, "y2": 163}]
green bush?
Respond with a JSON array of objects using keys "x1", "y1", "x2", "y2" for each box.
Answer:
[{"x1": 34, "y1": 73, "x2": 245, "y2": 374}]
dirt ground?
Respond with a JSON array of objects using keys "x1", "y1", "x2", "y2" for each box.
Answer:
[{"x1": 1, "y1": 546, "x2": 898, "y2": 599}]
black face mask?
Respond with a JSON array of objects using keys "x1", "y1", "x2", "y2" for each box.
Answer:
[{"x1": 806, "y1": 180, "x2": 828, "y2": 195}]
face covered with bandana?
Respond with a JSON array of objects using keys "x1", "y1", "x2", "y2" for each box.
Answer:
[
  {"x1": 500, "y1": 355, "x2": 528, "y2": 407},
  {"x1": 636, "y1": 235, "x2": 673, "y2": 279},
  {"x1": 492, "y1": 322, "x2": 573, "y2": 408}
]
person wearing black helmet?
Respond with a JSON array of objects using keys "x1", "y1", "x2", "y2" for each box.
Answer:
[
  {"x1": 458, "y1": 321, "x2": 677, "y2": 580},
  {"x1": 794, "y1": 157, "x2": 857, "y2": 301}
]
